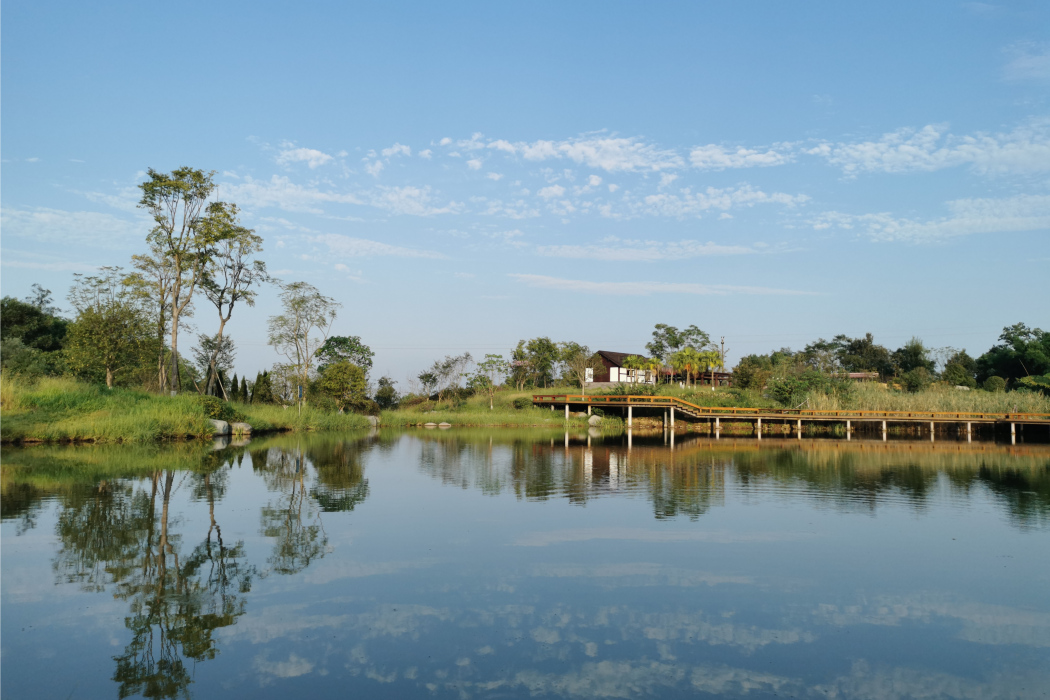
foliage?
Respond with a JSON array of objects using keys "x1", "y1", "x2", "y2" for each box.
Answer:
[
  {"x1": 315, "y1": 335, "x2": 374, "y2": 375},
  {"x1": 315, "y1": 361, "x2": 368, "y2": 413},
  {"x1": 65, "y1": 268, "x2": 156, "y2": 388},
  {"x1": 423, "y1": 352, "x2": 474, "y2": 400},
  {"x1": 976, "y1": 323, "x2": 1050, "y2": 385},
  {"x1": 198, "y1": 207, "x2": 266, "y2": 395},
  {"x1": 250, "y1": 370, "x2": 276, "y2": 404},
  {"x1": 196, "y1": 395, "x2": 237, "y2": 422},
  {"x1": 767, "y1": 370, "x2": 854, "y2": 407},
  {"x1": 835, "y1": 333, "x2": 893, "y2": 375},
  {"x1": 0, "y1": 337, "x2": 67, "y2": 378},
  {"x1": 645, "y1": 323, "x2": 711, "y2": 362},
  {"x1": 942, "y1": 355, "x2": 977, "y2": 389},
  {"x1": 374, "y1": 376, "x2": 400, "y2": 410},
  {"x1": 471, "y1": 354, "x2": 510, "y2": 408},
  {"x1": 892, "y1": 337, "x2": 936, "y2": 375},
  {"x1": 267, "y1": 281, "x2": 341, "y2": 402},
  {"x1": 901, "y1": 367, "x2": 933, "y2": 392},
  {"x1": 0, "y1": 289, "x2": 68, "y2": 352},
  {"x1": 138, "y1": 167, "x2": 226, "y2": 393},
  {"x1": 191, "y1": 333, "x2": 236, "y2": 391},
  {"x1": 983, "y1": 376, "x2": 1007, "y2": 393},
  {"x1": 1016, "y1": 374, "x2": 1050, "y2": 395},
  {"x1": 523, "y1": 337, "x2": 559, "y2": 388},
  {"x1": 512, "y1": 397, "x2": 532, "y2": 409},
  {"x1": 558, "y1": 343, "x2": 604, "y2": 395}
]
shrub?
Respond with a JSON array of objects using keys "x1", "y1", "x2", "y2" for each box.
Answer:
[
  {"x1": 901, "y1": 367, "x2": 933, "y2": 392},
  {"x1": 399, "y1": 395, "x2": 428, "y2": 408},
  {"x1": 512, "y1": 397, "x2": 533, "y2": 409},
  {"x1": 942, "y1": 362, "x2": 977, "y2": 389},
  {"x1": 983, "y1": 375, "x2": 1007, "y2": 393},
  {"x1": 768, "y1": 370, "x2": 853, "y2": 407},
  {"x1": 196, "y1": 394, "x2": 236, "y2": 422}
]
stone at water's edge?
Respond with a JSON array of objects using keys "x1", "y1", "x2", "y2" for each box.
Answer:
[
  {"x1": 438, "y1": 422, "x2": 452, "y2": 429},
  {"x1": 424, "y1": 423, "x2": 438, "y2": 428},
  {"x1": 367, "y1": 416, "x2": 379, "y2": 427},
  {"x1": 230, "y1": 422, "x2": 253, "y2": 435},
  {"x1": 588, "y1": 415, "x2": 602, "y2": 426},
  {"x1": 209, "y1": 419, "x2": 231, "y2": 436}
]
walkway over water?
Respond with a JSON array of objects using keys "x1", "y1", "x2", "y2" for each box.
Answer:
[{"x1": 533, "y1": 394, "x2": 1050, "y2": 442}]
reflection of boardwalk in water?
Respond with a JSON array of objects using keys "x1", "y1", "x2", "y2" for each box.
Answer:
[
  {"x1": 534, "y1": 393, "x2": 1050, "y2": 443},
  {"x1": 408, "y1": 430, "x2": 1050, "y2": 527}
]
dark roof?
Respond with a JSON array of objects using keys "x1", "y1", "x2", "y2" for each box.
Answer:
[{"x1": 597, "y1": 350, "x2": 644, "y2": 367}]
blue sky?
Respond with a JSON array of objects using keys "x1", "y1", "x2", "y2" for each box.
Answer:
[{"x1": 3, "y1": 1, "x2": 1048, "y2": 384}]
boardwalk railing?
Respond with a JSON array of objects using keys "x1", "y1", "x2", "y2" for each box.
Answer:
[{"x1": 531, "y1": 394, "x2": 1050, "y2": 424}]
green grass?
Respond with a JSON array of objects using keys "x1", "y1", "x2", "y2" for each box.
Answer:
[
  {"x1": 0, "y1": 375, "x2": 371, "y2": 444},
  {"x1": 382, "y1": 385, "x2": 622, "y2": 428}
]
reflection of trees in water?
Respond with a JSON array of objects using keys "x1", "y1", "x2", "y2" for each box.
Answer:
[
  {"x1": 406, "y1": 434, "x2": 1050, "y2": 527},
  {"x1": 249, "y1": 438, "x2": 372, "y2": 575},
  {"x1": 52, "y1": 469, "x2": 252, "y2": 699}
]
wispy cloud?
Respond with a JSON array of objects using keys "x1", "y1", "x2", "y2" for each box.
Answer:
[
  {"x1": 809, "y1": 120, "x2": 1050, "y2": 176},
  {"x1": 1004, "y1": 41, "x2": 1050, "y2": 82},
  {"x1": 222, "y1": 176, "x2": 460, "y2": 217},
  {"x1": 509, "y1": 274, "x2": 813, "y2": 297},
  {"x1": 633, "y1": 185, "x2": 808, "y2": 218},
  {"x1": 810, "y1": 193, "x2": 1050, "y2": 242},
  {"x1": 0, "y1": 207, "x2": 145, "y2": 247},
  {"x1": 449, "y1": 132, "x2": 684, "y2": 172},
  {"x1": 689, "y1": 143, "x2": 794, "y2": 169},
  {"x1": 312, "y1": 232, "x2": 445, "y2": 259},
  {"x1": 277, "y1": 146, "x2": 334, "y2": 169},
  {"x1": 536, "y1": 238, "x2": 761, "y2": 261}
]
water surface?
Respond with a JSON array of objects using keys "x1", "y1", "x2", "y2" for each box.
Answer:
[{"x1": 3, "y1": 430, "x2": 1049, "y2": 699}]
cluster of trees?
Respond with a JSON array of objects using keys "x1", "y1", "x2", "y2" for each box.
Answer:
[
  {"x1": 733, "y1": 326, "x2": 1050, "y2": 395},
  {"x1": 1, "y1": 167, "x2": 392, "y2": 415}
]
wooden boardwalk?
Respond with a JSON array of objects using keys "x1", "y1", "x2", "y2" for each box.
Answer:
[{"x1": 532, "y1": 394, "x2": 1050, "y2": 443}]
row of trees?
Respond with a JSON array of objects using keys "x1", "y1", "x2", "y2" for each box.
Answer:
[{"x1": 734, "y1": 326, "x2": 1050, "y2": 394}]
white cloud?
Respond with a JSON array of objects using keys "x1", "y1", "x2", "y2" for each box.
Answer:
[
  {"x1": 419, "y1": 149, "x2": 432, "y2": 159},
  {"x1": 486, "y1": 172, "x2": 503, "y2": 181},
  {"x1": 536, "y1": 238, "x2": 761, "y2": 261},
  {"x1": 1004, "y1": 41, "x2": 1050, "y2": 82},
  {"x1": 254, "y1": 653, "x2": 314, "y2": 680},
  {"x1": 659, "y1": 173, "x2": 678, "y2": 187},
  {"x1": 689, "y1": 143, "x2": 794, "y2": 169},
  {"x1": 381, "y1": 142, "x2": 411, "y2": 158},
  {"x1": 588, "y1": 175, "x2": 602, "y2": 186},
  {"x1": 509, "y1": 273, "x2": 815, "y2": 296},
  {"x1": 814, "y1": 121, "x2": 1050, "y2": 176},
  {"x1": 365, "y1": 160, "x2": 384, "y2": 177},
  {"x1": 276, "y1": 147, "x2": 334, "y2": 169},
  {"x1": 0, "y1": 207, "x2": 145, "y2": 247},
  {"x1": 366, "y1": 185, "x2": 462, "y2": 216},
  {"x1": 636, "y1": 185, "x2": 808, "y2": 217},
  {"x1": 810, "y1": 193, "x2": 1050, "y2": 242},
  {"x1": 312, "y1": 233, "x2": 446, "y2": 259},
  {"x1": 608, "y1": 184, "x2": 619, "y2": 193},
  {"x1": 25, "y1": 157, "x2": 40, "y2": 163},
  {"x1": 467, "y1": 158, "x2": 483, "y2": 170},
  {"x1": 537, "y1": 185, "x2": 565, "y2": 199}
]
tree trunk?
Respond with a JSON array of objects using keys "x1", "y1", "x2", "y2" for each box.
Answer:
[
  {"x1": 205, "y1": 317, "x2": 229, "y2": 396},
  {"x1": 106, "y1": 367, "x2": 114, "y2": 388}
]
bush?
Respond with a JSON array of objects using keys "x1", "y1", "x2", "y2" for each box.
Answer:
[
  {"x1": 942, "y1": 362, "x2": 977, "y2": 389},
  {"x1": 196, "y1": 394, "x2": 236, "y2": 422},
  {"x1": 512, "y1": 397, "x2": 533, "y2": 409},
  {"x1": 983, "y1": 375, "x2": 1007, "y2": 393},
  {"x1": 901, "y1": 367, "x2": 933, "y2": 392},
  {"x1": 768, "y1": 370, "x2": 853, "y2": 407},
  {"x1": 399, "y1": 395, "x2": 428, "y2": 409}
]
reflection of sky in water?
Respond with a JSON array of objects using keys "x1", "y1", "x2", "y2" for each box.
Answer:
[{"x1": 2, "y1": 432, "x2": 1049, "y2": 699}]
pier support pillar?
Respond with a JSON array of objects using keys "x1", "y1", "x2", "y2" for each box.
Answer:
[
  {"x1": 757, "y1": 417, "x2": 762, "y2": 440},
  {"x1": 587, "y1": 405, "x2": 591, "y2": 415},
  {"x1": 627, "y1": 405, "x2": 633, "y2": 428},
  {"x1": 846, "y1": 420, "x2": 851, "y2": 441},
  {"x1": 1011, "y1": 422, "x2": 1016, "y2": 445},
  {"x1": 670, "y1": 407, "x2": 675, "y2": 428},
  {"x1": 930, "y1": 421, "x2": 935, "y2": 442},
  {"x1": 882, "y1": 420, "x2": 887, "y2": 442},
  {"x1": 715, "y1": 416, "x2": 720, "y2": 439},
  {"x1": 565, "y1": 404, "x2": 569, "y2": 420},
  {"x1": 797, "y1": 419, "x2": 802, "y2": 439},
  {"x1": 967, "y1": 422, "x2": 972, "y2": 443},
  {"x1": 670, "y1": 430, "x2": 675, "y2": 450}
]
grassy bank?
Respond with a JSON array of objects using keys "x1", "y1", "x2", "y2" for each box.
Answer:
[
  {"x1": 381, "y1": 386, "x2": 622, "y2": 428},
  {"x1": 1, "y1": 376, "x2": 370, "y2": 444}
]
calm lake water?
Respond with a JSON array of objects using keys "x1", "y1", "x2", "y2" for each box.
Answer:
[{"x1": 2, "y1": 429, "x2": 1049, "y2": 699}]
